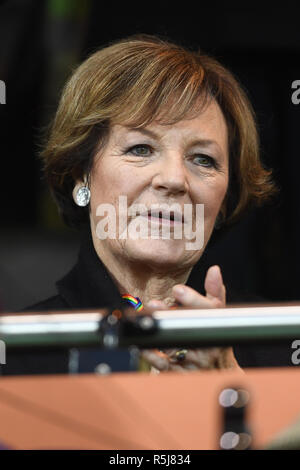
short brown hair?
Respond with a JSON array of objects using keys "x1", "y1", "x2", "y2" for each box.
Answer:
[{"x1": 41, "y1": 34, "x2": 277, "y2": 228}]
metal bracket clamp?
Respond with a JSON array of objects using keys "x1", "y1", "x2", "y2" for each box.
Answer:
[
  {"x1": 99, "y1": 310, "x2": 122, "y2": 349},
  {"x1": 121, "y1": 313, "x2": 158, "y2": 337},
  {"x1": 99, "y1": 307, "x2": 158, "y2": 349}
]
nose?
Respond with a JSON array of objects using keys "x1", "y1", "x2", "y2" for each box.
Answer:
[{"x1": 151, "y1": 152, "x2": 189, "y2": 196}]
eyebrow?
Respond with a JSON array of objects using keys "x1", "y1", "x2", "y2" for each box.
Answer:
[
  {"x1": 125, "y1": 127, "x2": 160, "y2": 139},
  {"x1": 126, "y1": 127, "x2": 224, "y2": 155}
]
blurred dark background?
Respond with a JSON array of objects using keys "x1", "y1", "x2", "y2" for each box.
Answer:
[{"x1": 0, "y1": 1, "x2": 300, "y2": 311}]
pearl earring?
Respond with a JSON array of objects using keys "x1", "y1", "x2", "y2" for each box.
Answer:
[{"x1": 73, "y1": 177, "x2": 90, "y2": 207}]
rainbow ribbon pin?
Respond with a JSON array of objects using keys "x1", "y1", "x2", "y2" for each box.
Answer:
[{"x1": 122, "y1": 294, "x2": 144, "y2": 312}]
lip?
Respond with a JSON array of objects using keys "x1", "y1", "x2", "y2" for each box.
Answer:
[
  {"x1": 142, "y1": 214, "x2": 182, "y2": 225},
  {"x1": 139, "y1": 209, "x2": 185, "y2": 224}
]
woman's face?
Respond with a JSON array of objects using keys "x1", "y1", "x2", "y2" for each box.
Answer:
[{"x1": 89, "y1": 100, "x2": 229, "y2": 271}]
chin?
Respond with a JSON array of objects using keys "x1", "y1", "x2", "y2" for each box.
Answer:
[{"x1": 124, "y1": 239, "x2": 190, "y2": 267}]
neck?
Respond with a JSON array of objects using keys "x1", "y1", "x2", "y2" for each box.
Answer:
[
  {"x1": 114, "y1": 260, "x2": 192, "y2": 307},
  {"x1": 91, "y1": 239, "x2": 192, "y2": 309}
]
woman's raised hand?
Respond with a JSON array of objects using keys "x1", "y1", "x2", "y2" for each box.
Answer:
[{"x1": 141, "y1": 265, "x2": 242, "y2": 372}]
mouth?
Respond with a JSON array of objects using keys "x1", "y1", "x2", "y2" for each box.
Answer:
[{"x1": 140, "y1": 209, "x2": 184, "y2": 224}]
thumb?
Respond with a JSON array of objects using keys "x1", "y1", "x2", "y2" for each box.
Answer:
[{"x1": 204, "y1": 265, "x2": 226, "y2": 306}]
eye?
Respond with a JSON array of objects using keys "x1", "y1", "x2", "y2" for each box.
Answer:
[
  {"x1": 126, "y1": 144, "x2": 152, "y2": 156},
  {"x1": 192, "y1": 154, "x2": 217, "y2": 168}
]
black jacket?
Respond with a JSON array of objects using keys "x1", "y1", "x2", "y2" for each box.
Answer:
[{"x1": 19, "y1": 229, "x2": 295, "y2": 369}]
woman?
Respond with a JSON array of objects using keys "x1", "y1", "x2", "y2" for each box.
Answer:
[{"x1": 26, "y1": 35, "x2": 276, "y2": 372}]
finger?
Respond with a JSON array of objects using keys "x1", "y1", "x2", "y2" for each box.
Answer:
[
  {"x1": 163, "y1": 348, "x2": 196, "y2": 365},
  {"x1": 150, "y1": 366, "x2": 161, "y2": 374},
  {"x1": 165, "y1": 348, "x2": 233, "y2": 369},
  {"x1": 168, "y1": 363, "x2": 199, "y2": 372},
  {"x1": 140, "y1": 349, "x2": 170, "y2": 371},
  {"x1": 204, "y1": 265, "x2": 226, "y2": 307},
  {"x1": 167, "y1": 348, "x2": 217, "y2": 368},
  {"x1": 143, "y1": 350, "x2": 195, "y2": 373},
  {"x1": 190, "y1": 348, "x2": 227, "y2": 369},
  {"x1": 163, "y1": 348, "x2": 213, "y2": 368},
  {"x1": 145, "y1": 300, "x2": 167, "y2": 311},
  {"x1": 162, "y1": 348, "x2": 178, "y2": 357},
  {"x1": 172, "y1": 284, "x2": 212, "y2": 309},
  {"x1": 185, "y1": 347, "x2": 242, "y2": 370}
]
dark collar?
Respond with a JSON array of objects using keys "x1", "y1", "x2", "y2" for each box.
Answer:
[
  {"x1": 56, "y1": 229, "x2": 123, "y2": 310},
  {"x1": 55, "y1": 228, "x2": 222, "y2": 310}
]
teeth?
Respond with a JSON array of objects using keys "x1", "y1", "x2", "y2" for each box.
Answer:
[{"x1": 145, "y1": 210, "x2": 182, "y2": 221}]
